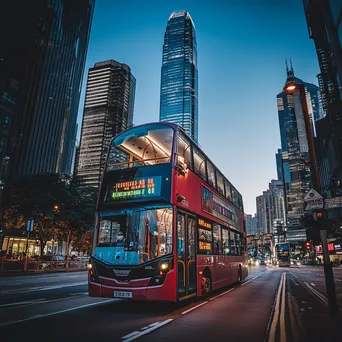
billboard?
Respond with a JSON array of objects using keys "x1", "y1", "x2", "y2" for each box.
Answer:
[{"x1": 201, "y1": 185, "x2": 238, "y2": 228}]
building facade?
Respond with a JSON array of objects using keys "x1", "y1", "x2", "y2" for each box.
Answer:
[
  {"x1": 303, "y1": 0, "x2": 342, "y2": 200},
  {"x1": 159, "y1": 11, "x2": 198, "y2": 143},
  {"x1": 75, "y1": 60, "x2": 136, "y2": 188},
  {"x1": 0, "y1": 0, "x2": 95, "y2": 185},
  {"x1": 245, "y1": 214, "x2": 254, "y2": 236},
  {"x1": 276, "y1": 62, "x2": 323, "y2": 235}
]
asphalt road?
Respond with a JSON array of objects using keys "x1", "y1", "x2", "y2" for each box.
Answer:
[{"x1": 1, "y1": 266, "x2": 341, "y2": 342}]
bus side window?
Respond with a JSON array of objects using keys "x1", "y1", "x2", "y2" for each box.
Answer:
[
  {"x1": 216, "y1": 170, "x2": 225, "y2": 197},
  {"x1": 224, "y1": 179, "x2": 232, "y2": 201},
  {"x1": 222, "y1": 228, "x2": 230, "y2": 255},
  {"x1": 206, "y1": 160, "x2": 216, "y2": 189},
  {"x1": 193, "y1": 145, "x2": 207, "y2": 181},
  {"x1": 177, "y1": 133, "x2": 193, "y2": 171}
]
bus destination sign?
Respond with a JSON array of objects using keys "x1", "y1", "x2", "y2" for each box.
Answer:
[{"x1": 108, "y1": 176, "x2": 162, "y2": 201}]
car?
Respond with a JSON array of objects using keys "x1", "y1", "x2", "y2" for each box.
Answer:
[{"x1": 39, "y1": 255, "x2": 66, "y2": 270}]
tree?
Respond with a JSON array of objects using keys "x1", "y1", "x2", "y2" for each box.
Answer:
[{"x1": 0, "y1": 173, "x2": 97, "y2": 255}]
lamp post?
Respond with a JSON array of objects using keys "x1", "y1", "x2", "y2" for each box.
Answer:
[{"x1": 284, "y1": 80, "x2": 338, "y2": 314}]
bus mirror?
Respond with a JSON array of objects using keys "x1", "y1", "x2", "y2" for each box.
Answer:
[{"x1": 177, "y1": 195, "x2": 186, "y2": 202}]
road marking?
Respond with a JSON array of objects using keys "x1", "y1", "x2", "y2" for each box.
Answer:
[
  {"x1": 279, "y1": 273, "x2": 286, "y2": 342},
  {"x1": 304, "y1": 282, "x2": 329, "y2": 307},
  {"x1": 310, "y1": 283, "x2": 316, "y2": 287},
  {"x1": 122, "y1": 319, "x2": 173, "y2": 342},
  {"x1": 210, "y1": 288, "x2": 235, "y2": 301},
  {"x1": 289, "y1": 271, "x2": 298, "y2": 279},
  {"x1": 181, "y1": 301, "x2": 208, "y2": 315},
  {"x1": 268, "y1": 272, "x2": 286, "y2": 342},
  {"x1": 0, "y1": 299, "x2": 117, "y2": 327},
  {"x1": 122, "y1": 331, "x2": 140, "y2": 339},
  {"x1": 0, "y1": 298, "x2": 45, "y2": 308},
  {"x1": 240, "y1": 272, "x2": 264, "y2": 286},
  {"x1": 0, "y1": 281, "x2": 87, "y2": 295}
]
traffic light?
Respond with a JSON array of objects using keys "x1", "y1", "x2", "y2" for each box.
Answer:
[
  {"x1": 313, "y1": 210, "x2": 325, "y2": 221},
  {"x1": 305, "y1": 241, "x2": 311, "y2": 250}
]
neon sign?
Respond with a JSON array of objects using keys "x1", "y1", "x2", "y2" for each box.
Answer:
[{"x1": 108, "y1": 176, "x2": 161, "y2": 201}]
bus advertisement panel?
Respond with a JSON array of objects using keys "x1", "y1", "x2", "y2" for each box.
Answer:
[{"x1": 88, "y1": 122, "x2": 248, "y2": 302}]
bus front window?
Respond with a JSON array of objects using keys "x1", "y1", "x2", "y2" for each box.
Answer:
[
  {"x1": 95, "y1": 207, "x2": 173, "y2": 265},
  {"x1": 107, "y1": 125, "x2": 174, "y2": 171}
]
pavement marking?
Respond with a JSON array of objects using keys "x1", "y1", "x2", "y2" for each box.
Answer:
[
  {"x1": 122, "y1": 331, "x2": 140, "y2": 339},
  {"x1": 0, "y1": 281, "x2": 87, "y2": 295},
  {"x1": 122, "y1": 319, "x2": 173, "y2": 342},
  {"x1": 181, "y1": 301, "x2": 208, "y2": 315},
  {"x1": 268, "y1": 272, "x2": 286, "y2": 342},
  {"x1": 210, "y1": 288, "x2": 235, "y2": 301},
  {"x1": 289, "y1": 271, "x2": 298, "y2": 279},
  {"x1": 0, "y1": 298, "x2": 45, "y2": 308},
  {"x1": 279, "y1": 272, "x2": 286, "y2": 342},
  {"x1": 310, "y1": 283, "x2": 316, "y2": 287},
  {"x1": 240, "y1": 271, "x2": 264, "y2": 286},
  {"x1": 304, "y1": 282, "x2": 329, "y2": 307},
  {"x1": 0, "y1": 299, "x2": 117, "y2": 327}
]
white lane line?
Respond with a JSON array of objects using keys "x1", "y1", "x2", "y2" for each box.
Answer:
[
  {"x1": 310, "y1": 283, "x2": 316, "y2": 287},
  {"x1": 304, "y1": 282, "x2": 329, "y2": 307},
  {"x1": 279, "y1": 273, "x2": 287, "y2": 342},
  {"x1": 335, "y1": 279, "x2": 341, "y2": 282},
  {"x1": 0, "y1": 298, "x2": 45, "y2": 308},
  {"x1": 181, "y1": 301, "x2": 208, "y2": 315},
  {"x1": 241, "y1": 272, "x2": 263, "y2": 286},
  {"x1": 268, "y1": 272, "x2": 285, "y2": 342},
  {"x1": 140, "y1": 322, "x2": 160, "y2": 331},
  {"x1": 289, "y1": 271, "x2": 298, "y2": 279},
  {"x1": 122, "y1": 319, "x2": 173, "y2": 342},
  {"x1": 0, "y1": 281, "x2": 87, "y2": 295},
  {"x1": 122, "y1": 331, "x2": 140, "y2": 339},
  {"x1": 210, "y1": 288, "x2": 235, "y2": 301},
  {"x1": 0, "y1": 299, "x2": 117, "y2": 327}
]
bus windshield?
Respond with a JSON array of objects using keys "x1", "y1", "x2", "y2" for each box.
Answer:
[
  {"x1": 95, "y1": 207, "x2": 173, "y2": 265},
  {"x1": 107, "y1": 124, "x2": 174, "y2": 171}
]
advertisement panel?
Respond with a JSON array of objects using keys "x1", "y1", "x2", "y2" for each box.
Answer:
[{"x1": 201, "y1": 185, "x2": 238, "y2": 228}]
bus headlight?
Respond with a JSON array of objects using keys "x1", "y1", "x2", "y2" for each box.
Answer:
[
  {"x1": 87, "y1": 263, "x2": 93, "y2": 270},
  {"x1": 255, "y1": 260, "x2": 259, "y2": 266},
  {"x1": 160, "y1": 262, "x2": 169, "y2": 271}
]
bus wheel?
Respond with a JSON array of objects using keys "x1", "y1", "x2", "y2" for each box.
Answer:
[{"x1": 201, "y1": 270, "x2": 211, "y2": 294}]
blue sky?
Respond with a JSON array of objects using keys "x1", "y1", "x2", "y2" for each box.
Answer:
[{"x1": 77, "y1": 0, "x2": 320, "y2": 215}]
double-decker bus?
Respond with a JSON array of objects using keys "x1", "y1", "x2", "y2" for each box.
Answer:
[
  {"x1": 88, "y1": 122, "x2": 248, "y2": 302},
  {"x1": 275, "y1": 242, "x2": 290, "y2": 267}
]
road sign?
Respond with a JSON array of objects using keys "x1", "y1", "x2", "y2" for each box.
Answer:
[
  {"x1": 26, "y1": 219, "x2": 34, "y2": 232},
  {"x1": 304, "y1": 188, "x2": 324, "y2": 211},
  {"x1": 304, "y1": 188, "x2": 323, "y2": 202}
]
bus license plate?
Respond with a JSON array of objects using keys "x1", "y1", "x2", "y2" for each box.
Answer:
[{"x1": 114, "y1": 291, "x2": 133, "y2": 298}]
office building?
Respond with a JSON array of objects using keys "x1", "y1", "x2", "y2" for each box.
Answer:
[
  {"x1": 0, "y1": 0, "x2": 95, "y2": 183},
  {"x1": 159, "y1": 11, "x2": 198, "y2": 142},
  {"x1": 276, "y1": 61, "x2": 323, "y2": 234},
  {"x1": 303, "y1": 0, "x2": 342, "y2": 201},
  {"x1": 76, "y1": 60, "x2": 136, "y2": 188}
]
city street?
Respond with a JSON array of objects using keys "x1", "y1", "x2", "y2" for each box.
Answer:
[{"x1": 1, "y1": 266, "x2": 341, "y2": 342}]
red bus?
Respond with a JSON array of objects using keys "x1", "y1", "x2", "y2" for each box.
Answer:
[{"x1": 88, "y1": 122, "x2": 248, "y2": 302}]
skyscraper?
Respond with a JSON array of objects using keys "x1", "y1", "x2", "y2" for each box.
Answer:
[
  {"x1": 159, "y1": 11, "x2": 198, "y2": 142},
  {"x1": 0, "y1": 0, "x2": 95, "y2": 182},
  {"x1": 76, "y1": 60, "x2": 136, "y2": 188},
  {"x1": 303, "y1": 0, "x2": 342, "y2": 199},
  {"x1": 276, "y1": 61, "x2": 323, "y2": 234}
]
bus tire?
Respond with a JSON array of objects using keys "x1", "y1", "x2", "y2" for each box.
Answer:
[
  {"x1": 201, "y1": 268, "x2": 212, "y2": 295},
  {"x1": 237, "y1": 265, "x2": 242, "y2": 283}
]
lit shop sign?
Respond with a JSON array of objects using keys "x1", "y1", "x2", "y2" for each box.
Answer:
[
  {"x1": 334, "y1": 244, "x2": 342, "y2": 254},
  {"x1": 201, "y1": 186, "x2": 238, "y2": 227},
  {"x1": 198, "y1": 218, "x2": 212, "y2": 230},
  {"x1": 108, "y1": 176, "x2": 161, "y2": 201}
]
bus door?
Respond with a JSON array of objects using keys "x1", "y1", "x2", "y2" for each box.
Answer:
[{"x1": 176, "y1": 211, "x2": 197, "y2": 300}]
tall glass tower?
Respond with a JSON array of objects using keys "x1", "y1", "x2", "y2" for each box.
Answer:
[
  {"x1": 159, "y1": 11, "x2": 198, "y2": 143},
  {"x1": 0, "y1": 0, "x2": 95, "y2": 180}
]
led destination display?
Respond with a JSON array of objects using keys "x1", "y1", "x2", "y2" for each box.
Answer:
[{"x1": 107, "y1": 176, "x2": 162, "y2": 201}]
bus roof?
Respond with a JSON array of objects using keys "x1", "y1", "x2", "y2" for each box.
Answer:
[{"x1": 110, "y1": 122, "x2": 243, "y2": 206}]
